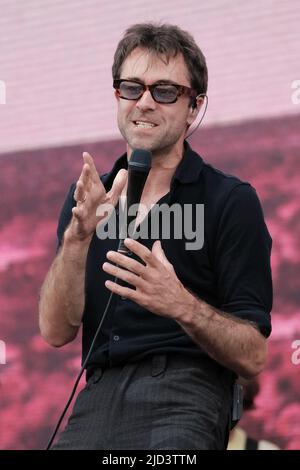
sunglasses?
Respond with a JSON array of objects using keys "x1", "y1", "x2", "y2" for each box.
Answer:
[{"x1": 113, "y1": 79, "x2": 198, "y2": 104}]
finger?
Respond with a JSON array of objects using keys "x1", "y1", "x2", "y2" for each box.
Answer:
[
  {"x1": 105, "y1": 279, "x2": 137, "y2": 301},
  {"x1": 124, "y1": 238, "x2": 159, "y2": 268},
  {"x1": 106, "y1": 250, "x2": 145, "y2": 276},
  {"x1": 77, "y1": 164, "x2": 91, "y2": 194},
  {"x1": 81, "y1": 163, "x2": 91, "y2": 190},
  {"x1": 72, "y1": 204, "x2": 87, "y2": 220},
  {"x1": 107, "y1": 169, "x2": 128, "y2": 206},
  {"x1": 103, "y1": 262, "x2": 143, "y2": 288},
  {"x1": 74, "y1": 180, "x2": 86, "y2": 204},
  {"x1": 74, "y1": 158, "x2": 91, "y2": 199},
  {"x1": 82, "y1": 152, "x2": 100, "y2": 184}
]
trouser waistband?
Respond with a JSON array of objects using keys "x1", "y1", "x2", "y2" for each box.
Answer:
[{"x1": 86, "y1": 353, "x2": 232, "y2": 383}]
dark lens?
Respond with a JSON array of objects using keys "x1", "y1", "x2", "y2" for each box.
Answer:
[
  {"x1": 119, "y1": 81, "x2": 143, "y2": 100},
  {"x1": 153, "y1": 85, "x2": 178, "y2": 103}
]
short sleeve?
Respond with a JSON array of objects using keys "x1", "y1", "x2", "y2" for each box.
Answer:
[
  {"x1": 214, "y1": 183, "x2": 273, "y2": 337},
  {"x1": 56, "y1": 183, "x2": 76, "y2": 251}
]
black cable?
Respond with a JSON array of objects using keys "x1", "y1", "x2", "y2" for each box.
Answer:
[
  {"x1": 45, "y1": 239, "x2": 123, "y2": 450},
  {"x1": 186, "y1": 94, "x2": 208, "y2": 140}
]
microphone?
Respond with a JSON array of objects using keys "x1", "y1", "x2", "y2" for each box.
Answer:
[{"x1": 118, "y1": 148, "x2": 152, "y2": 255}]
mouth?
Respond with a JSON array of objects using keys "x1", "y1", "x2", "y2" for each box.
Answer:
[{"x1": 133, "y1": 120, "x2": 158, "y2": 129}]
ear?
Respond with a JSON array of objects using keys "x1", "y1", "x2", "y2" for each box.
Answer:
[
  {"x1": 114, "y1": 90, "x2": 120, "y2": 101},
  {"x1": 186, "y1": 96, "x2": 204, "y2": 126}
]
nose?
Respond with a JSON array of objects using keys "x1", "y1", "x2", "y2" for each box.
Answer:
[{"x1": 136, "y1": 89, "x2": 156, "y2": 111}]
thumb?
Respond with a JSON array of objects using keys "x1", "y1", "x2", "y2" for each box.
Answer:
[
  {"x1": 107, "y1": 169, "x2": 128, "y2": 206},
  {"x1": 152, "y1": 241, "x2": 173, "y2": 269}
]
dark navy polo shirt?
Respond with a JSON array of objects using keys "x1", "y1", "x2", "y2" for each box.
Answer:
[{"x1": 57, "y1": 142, "x2": 272, "y2": 369}]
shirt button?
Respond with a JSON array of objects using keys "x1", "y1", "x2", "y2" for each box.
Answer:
[{"x1": 113, "y1": 335, "x2": 120, "y2": 342}]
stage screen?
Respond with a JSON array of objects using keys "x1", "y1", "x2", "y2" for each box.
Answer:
[{"x1": 0, "y1": 0, "x2": 299, "y2": 450}]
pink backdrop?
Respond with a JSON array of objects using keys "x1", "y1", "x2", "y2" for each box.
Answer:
[
  {"x1": 1, "y1": 115, "x2": 300, "y2": 449},
  {"x1": 1, "y1": 0, "x2": 300, "y2": 450}
]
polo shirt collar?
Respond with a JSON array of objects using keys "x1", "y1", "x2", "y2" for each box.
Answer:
[
  {"x1": 104, "y1": 140, "x2": 204, "y2": 187},
  {"x1": 172, "y1": 141, "x2": 204, "y2": 184}
]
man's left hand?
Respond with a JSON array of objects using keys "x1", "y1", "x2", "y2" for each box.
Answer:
[{"x1": 103, "y1": 238, "x2": 195, "y2": 321}]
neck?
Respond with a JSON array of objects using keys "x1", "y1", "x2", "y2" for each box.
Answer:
[{"x1": 126, "y1": 139, "x2": 185, "y2": 193}]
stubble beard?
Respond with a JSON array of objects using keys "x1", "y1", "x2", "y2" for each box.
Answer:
[{"x1": 119, "y1": 120, "x2": 184, "y2": 156}]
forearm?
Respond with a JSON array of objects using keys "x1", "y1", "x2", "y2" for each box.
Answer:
[
  {"x1": 39, "y1": 232, "x2": 92, "y2": 347},
  {"x1": 177, "y1": 293, "x2": 267, "y2": 379},
  {"x1": 101, "y1": 238, "x2": 268, "y2": 378}
]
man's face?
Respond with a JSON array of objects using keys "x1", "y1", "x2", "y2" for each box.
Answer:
[{"x1": 115, "y1": 48, "x2": 197, "y2": 156}]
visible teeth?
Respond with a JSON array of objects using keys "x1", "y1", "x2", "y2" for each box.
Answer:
[{"x1": 135, "y1": 121, "x2": 155, "y2": 128}]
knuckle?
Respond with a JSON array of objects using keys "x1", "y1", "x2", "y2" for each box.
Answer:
[
  {"x1": 126, "y1": 271, "x2": 134, "y2": 283},
  {"x1": 137, "y1": 265, "x2": 145, "y2": 276},
  {"x1": 141, "y1": 296, "x2": 150, "y2": 309}
]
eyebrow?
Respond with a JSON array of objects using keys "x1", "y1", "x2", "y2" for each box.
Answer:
[{"x1": 122, "y1": 77, "x2": 181, "y2": 86}]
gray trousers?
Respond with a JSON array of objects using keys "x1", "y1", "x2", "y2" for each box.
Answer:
[{"x1": 52, "y1": 354, "x2": 233, "y2": 450}]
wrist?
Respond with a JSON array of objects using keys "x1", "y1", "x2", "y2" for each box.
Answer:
[
  {"x1": 61, "y1": 230, "x2": 93, "y2": 266},
  {"x1": 176, "y1": 287, "x2": 199, "y2": 327},
  {"x1": 63, "y1": 227, "x2": 93, "y2": 248}
]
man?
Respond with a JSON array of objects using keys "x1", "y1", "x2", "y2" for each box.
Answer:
[{"x1": 39, "y1": 23, "x2": 272, "y2": 450}]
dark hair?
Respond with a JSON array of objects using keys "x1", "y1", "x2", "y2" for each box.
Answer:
[{"x1": 112, "y1": 23, "x2": 208, "y2": 97}]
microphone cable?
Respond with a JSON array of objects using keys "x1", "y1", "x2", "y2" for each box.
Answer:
[
  {"x1": 46, "y1": 148, "x2": 151, "y2": 449},
  {"x1": 46, "y1": 240, "x2": 123, "y2": 450}
]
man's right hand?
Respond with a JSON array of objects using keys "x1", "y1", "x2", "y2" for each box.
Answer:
[{"x1": 65, "y1": 152, "x2": 127, "y2": 243}]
